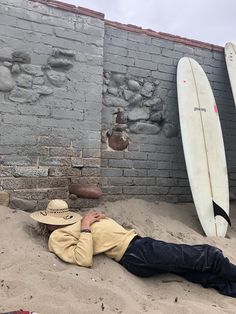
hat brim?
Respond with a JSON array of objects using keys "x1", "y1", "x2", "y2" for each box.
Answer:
[{"x1": 30, "y1": 210, "x2": 82, "y2": 225}]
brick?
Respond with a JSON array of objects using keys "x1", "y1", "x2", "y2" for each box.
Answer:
[
  {"x1": 108, "y1": 177, "x2": 133, "y2": 186},
  {"x1": 158, "y1": 161, "x2": 171, "y2": 170},
  {"x1": 102, "y1": 186, "x2": 122, "y2": 194},
  {"x1": 71, "y1": 177, "x2": 103, "y2": 185},
  {"x1": 38, "y1": 136, "x2": 70, "y2": 147},
  {"x1": 171, "y1": 170, "x2": 188, "y2": 179},
  {"x1": 133, "y1": 160, "x2": 157, "y2": 169},
  {"x1": 127, "y1": 67, "x2": 150, "y2": 77},
  {"x1": 162, "y1": 48, "x2": 183, "y2": 59},
  {"x1": 81, "y1": 167, "x2": 100, "y2": 177},
  {"x1": 104, "y1": 53, "x2": 134, "y2": 66},
  {"x1": 49, "y1": 167, "x2": 81, "y2": 177},
  {"x1": 146, "y1": 186, "x2": 169, "y2": 194},
  {"x1": 71, "y1": 157, "x2": 83, "y2": 168},
  {"x1": 128, "y1": 50, "x2": 151, "y2": 61},
  {"x1": 178, "y1": 179, "x2": 190, "y2": 187},
  {"x1": 105, "y1": 27, "x2": 128, "y2": 39},
  {"x1": 104, "y1": 61, "x2": 127, "y2": 73},
  {"x1": 152, "y1": 38, "x2": 174, "y2": 49},
  {"x1": 127, "y1": 41, "x2": 159, "y2": 54},
  {"x1": 102, "y1": 151, "x2": 124, "y2": 159},
  {"x1": 151, "y1": 54, "x2": 173, "y2": 65},
  {"x1": 123, "y1": 186, "x2": 146, "y2": 194},
  {"x1": 109, "y1": 159, "x2": 133, "y2": 168},
  {"x1": 49, "y1": 147, "x2": 81, "y2": 157},
  {"x1": 54, "y1": 28, "x2": 103, "y2": 47},
  {"x1": 148, "y1": 153, "x2": 173, "y2": 161},
  {"x1": 101, "y1": 160, "x2": 108, "y2": 167},
  {"x1": 132, "y1": 178, "x2": 156, "y2": 185},
  {"x1": 128, "y1": 32, "x2": 151, "y2": 44},
  {"x1": 105, "y1": 45, "x2": 127, "y2": 56},
  {"x1": 1, "y1": 155, "x2": 37, "y2": 166},
  {"x1": 135, "y1": 59, "x2": 157, "y2": 71},
  {"x1": 157, "y1": 64, "x2": 176, "y2": 74},
  {"x1": 107, "y1": 36, "x2": 128, "y2": 48},
  {"x1": 169, "y1": 187, "x2": 191, "y2": 195},
  {"x1": 194, "y1": 48, "x2": 213, "y2": 58},
  {"x1": 47, "y1": 189, "x2": 68, "y2": 199},
  {"x1": 174, "y1": 43, "x2": 194, "y2": 54},
  {"x1": 83, "y1": 158, "x2": 100, "y2": 168},
  {"x1": 172, "y1": 162, "x2": 187, "y2": 170},
  {"x1": 127, "y1": 143, "x2": 139, "y2": 151},
  {"x1": 178, "y1": 195, "x2": 193, "y2": 202},
  {"x1": 156, "y1": 178, "x2": 178, "y2": 186},
  {"x1": 39, "y1": 157, "x2": 71, "y2": 166},
  {"x1": 123, "y1": 169, "x2": 147, "y2": 177},
  {"x1": 147, "y1": 169, "x2": 171, "y2": 177},
  {"x1": 37, "y1": 178, "x2": 69, "y2": 188},
  {"x1": 13, "y1": 167, "x2": 49, "y2": 177},
  {"x1": 140, "y1": 144, "x2": 157, "y2": 153},
  {"x1": 157, "y1": 195, "x2": 178, "y2": 203},
  {"x1": 0, "y1": 166, "x2": 15, "y2": 177},
  {"x1": 152, "y1": 71, "x2": 176, "y2": 82},
  {"x1": 69, "y1": 198, "x2": 100, "y2": 209},
  {"x1": 1, "y1": 178, "x2": 37, "y2": 189},
  {"x1": 100, "y1": 168, "x2": 123, "y2": 177},
  {"x1": 123, "y1": 152, "x2": 148, "y2": 160}
]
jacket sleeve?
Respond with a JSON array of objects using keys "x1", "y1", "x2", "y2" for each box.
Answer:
[{"x1": 48, "y1": 227, "x2": 93, "y2": 267}]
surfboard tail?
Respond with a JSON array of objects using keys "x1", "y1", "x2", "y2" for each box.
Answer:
[{"x1": 213, "y1": 201, "x2": 231, "y2": 226}]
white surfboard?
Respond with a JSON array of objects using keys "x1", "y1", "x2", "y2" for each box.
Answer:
[
  {"x1": 177, "y1": 57, "x2": 230, "y2": 237},
  {"x1": 225, "y1": 42, "x2": 236, "y2": 106}
]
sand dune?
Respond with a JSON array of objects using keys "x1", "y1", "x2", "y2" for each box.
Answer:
[{"x1": 1, "y1": 199, "x2": 236, "y2": 313}]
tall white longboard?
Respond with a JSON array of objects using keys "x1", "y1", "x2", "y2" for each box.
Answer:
[
  {"x1": 225, "y1": 42, "x2": 236, "y2": 106},
  {"x1": 177, "y1": 57, "x2": 230, "y2": 237}
]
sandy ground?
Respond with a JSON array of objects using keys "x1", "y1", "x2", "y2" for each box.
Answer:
[{"x1": 1, "y1": 198, "x2": 236, "y2": 314}]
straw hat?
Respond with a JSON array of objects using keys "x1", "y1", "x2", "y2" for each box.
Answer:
[{"x1": 30, "y1": 199, "x2": 82, "y2": 225}]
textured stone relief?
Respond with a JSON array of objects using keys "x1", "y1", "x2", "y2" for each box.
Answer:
[
  {"x1": 0, "y1": 47, "x2": 75, "y2": 103},
  {"x1": 103, "y1": 72, "x2": 178, "y2": 150}
]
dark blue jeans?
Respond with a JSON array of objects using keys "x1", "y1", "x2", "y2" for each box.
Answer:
[{"x1": 119, "y1": 237, "x2": 236, "y2": 297}]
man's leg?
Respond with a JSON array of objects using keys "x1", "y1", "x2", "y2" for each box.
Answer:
[
  {"x1": 119, "y1": 237, "x2": 236, "y2": 296},
  {"x1": 182, "y1": 270, "x2": 236, "y2": 297}
]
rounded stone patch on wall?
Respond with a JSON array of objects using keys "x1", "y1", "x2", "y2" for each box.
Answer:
[{"x1": 0, "y1": 66, "x2": 14, "y2": 91}]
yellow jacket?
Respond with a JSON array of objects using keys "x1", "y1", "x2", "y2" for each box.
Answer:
[{"x1": 48, "y1": 217, "x2": 137, "y2": 267}]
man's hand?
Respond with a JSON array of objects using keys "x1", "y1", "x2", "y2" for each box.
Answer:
[{"x1": 81, "y1": 211, "x2": 106, "y2": 230}]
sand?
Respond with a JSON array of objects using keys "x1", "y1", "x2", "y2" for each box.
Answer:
[{"x1": 1, "y1": 199, "x2": 236, "y2": 313}]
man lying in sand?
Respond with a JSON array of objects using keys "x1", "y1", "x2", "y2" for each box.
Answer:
[{"x1": 30, "y1": 199, "x2": 236, "y2": 298}]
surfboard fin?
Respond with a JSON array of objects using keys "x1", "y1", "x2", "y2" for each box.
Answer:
[{"x1": 213, "y1": 201, "x2": 231, "y2": 226}]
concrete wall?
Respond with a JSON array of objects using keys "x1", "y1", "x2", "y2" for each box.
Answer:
[{"x1": 0, "y1": 0, "x2": 235, "y2": 209}]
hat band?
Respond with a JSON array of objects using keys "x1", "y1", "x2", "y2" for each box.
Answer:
[
  {"x1": 40, "y1": 211, "x2": 74, "y2": 220},
  {"x1": 46, "y1": 207, "x2": 69, "y2": 213}
]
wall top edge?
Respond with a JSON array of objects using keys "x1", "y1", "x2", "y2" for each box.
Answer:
[
  {"x1": 29, "y1": 0, "x2": 223, "y2": 52},
  {"x1": 105, "y1": 20, "x2": 224, "y2": 52},
  {"x1": 29, "y1": 0, "x2": 105, "y2": 19}
]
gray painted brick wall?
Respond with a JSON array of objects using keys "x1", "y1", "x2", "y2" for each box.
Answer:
[
  {"x1": 0, "y1": 0, "x2": 235, "y2": 208},
  {"x1": 0, "y1": 0, "x2": 104, "y2": 209},
  {"x1": 102, "y1": 25, "x2": 236, "y2": 203}
]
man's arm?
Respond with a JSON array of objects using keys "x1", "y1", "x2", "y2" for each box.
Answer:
[{"x1": 48, "y1": 212, "x2": 106, "y2": 267}]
